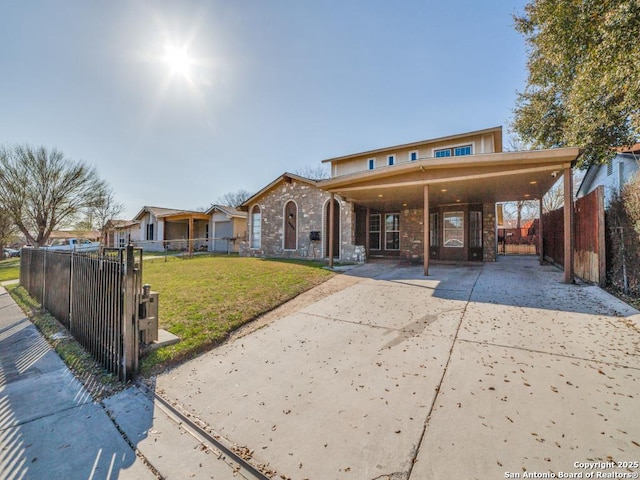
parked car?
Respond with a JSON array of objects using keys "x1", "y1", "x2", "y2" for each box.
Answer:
[
  {"x1": 43, "y1": 238, "x2": 101, "y2": 252},
  {"x1": 3, "y1": 248, "x2": 20, "y2": 258}
]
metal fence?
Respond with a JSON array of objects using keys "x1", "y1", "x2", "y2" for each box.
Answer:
[{"x1": 20, "y1": 246, "x2": 143, "y2": 381}]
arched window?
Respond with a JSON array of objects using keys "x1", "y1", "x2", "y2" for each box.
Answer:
[
  {"x1": 284, "y1": 201, "x2": 297, "y2": 250},
  {"x1": 250, "y1": 205, "x2": 261, "y2": 248}
]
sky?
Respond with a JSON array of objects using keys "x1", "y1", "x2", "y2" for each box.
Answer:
[{"x1": 1, "y1": 0, "x2": 529, "y2": 220}]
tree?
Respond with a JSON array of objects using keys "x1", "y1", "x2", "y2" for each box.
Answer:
[
  {"x1": 216, "y1": 189, "x2": 253, "y2": 208},
  {"x1": 0, "y1": 209, "x2": 17, "y2": 257},
  {"x1": 0, "y1": 145, "x2": 109, "y2": 247},
  {"x1": 89, "y1": 188, "x2": 125, "y2": 244},
  {"x1": 513, "y1": 1, "x2": 640, "y2": 168},
  {"x1": 292, "y1": 164, "x2": 330, "y2": 180}
]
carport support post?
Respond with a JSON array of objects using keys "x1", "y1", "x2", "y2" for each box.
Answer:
[
  {"x1": 328, "y1": 193, "x2": 335, "y2": 269},
  {"x1": 539, "y1": 197, "x2": 544, "y2": 265},
  {"x1": 563, "y1": 166, "x2": 574, "y2": 283},
  {"x1": 423, "y1": 184, "x2": 430, "y2": 276}
]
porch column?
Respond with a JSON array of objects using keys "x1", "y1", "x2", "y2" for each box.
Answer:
[
  {"x1": 423, "y1": 184, "x2": 430, "y2": 276},
  {"x1": 188, "y1": 217, "x2": 194, "y2": 255},
  {"x1": 563, "y1": 166, "x2": 574, "y2": 283},
  {"x1": 539, "y1": 197, "x2": 544, "y2": 265},
  {"x1": 365, "y1": 207, "x2": 370, "y2": 257},
  {"x1": 329, "y1": 193, "x2": 335, "y2": 268}
]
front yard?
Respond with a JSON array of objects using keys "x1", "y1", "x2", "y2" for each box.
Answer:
[
  {"x1": 0, "y1": 257, "x2": 20, "y2": 282},
  {"x1": 140, "y1": 256, "x2": 334, "y2": 374}
]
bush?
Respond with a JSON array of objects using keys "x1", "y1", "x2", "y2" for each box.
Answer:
[{"x1": 606, "y1": 174, "x2": 640, "y2": 296}]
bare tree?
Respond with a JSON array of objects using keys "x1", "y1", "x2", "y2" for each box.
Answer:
[
  {"x1": 89, "y1": 188, "x2": 125, "y2": 244},
  {"x1": 0, "y1": 145, "x2": 109, "y2": 247},
  {"x1": 0, "y1": 209, "x2": 17, "y2": 257},
  {"x1": 216, "y1": 189, "x2": 253, "y2": 208},
  {"x1": 292, "y1": 164, "x2": 330, "y2": 180}
]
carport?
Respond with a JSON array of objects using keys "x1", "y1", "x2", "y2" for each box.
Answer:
[{"x1": 320, "y1": 147, "x2": 582, "y2": 283}]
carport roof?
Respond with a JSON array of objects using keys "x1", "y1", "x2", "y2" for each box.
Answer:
[{"x1": 318, "y1": 147, "x2": 582, "y2": 210}]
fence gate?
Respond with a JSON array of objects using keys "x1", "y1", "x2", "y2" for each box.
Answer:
[{"x1": 20, "y1": 245, "x2": 146, "y2": 381}]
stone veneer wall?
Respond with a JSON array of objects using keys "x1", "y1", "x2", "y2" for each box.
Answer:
[
  {"x1": 239, "y1": 179, "x2": 363, "y2": 263},
  {"x1": 399, "y1": 207, "x2": 424, "y2": 263},
  {"x1": 483, "y1": 202, "x2": 497, "y2": 262}
]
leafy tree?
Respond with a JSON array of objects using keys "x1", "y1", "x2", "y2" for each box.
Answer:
[
  {"x1": 0, "y1": 145, "x2": 109, "y2": 247},
  {"x1": 513, "y1": 0, "x2": 640, "y2": 168}
]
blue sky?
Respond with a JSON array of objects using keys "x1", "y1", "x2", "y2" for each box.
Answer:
[{"x1": 1, "y1": 1, "x2": 528, "y2": 219}]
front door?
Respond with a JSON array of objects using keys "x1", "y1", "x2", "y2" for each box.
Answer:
[{"x1": 325, "y1": 199, "x2": 340, "y2": 258}]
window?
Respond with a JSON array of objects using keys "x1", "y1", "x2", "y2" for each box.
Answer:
[
  {"x1": 368, "y1": 158, "x2": 375, "y2": 170},
  {"x1": 454, "y1": 145, "x2": 472, "y2": 156},
  {"x1": 250, "y1": 205, "x2": 261, "y2": 248},
  {"x1": 443, "y1": 212, "x2": 464, "y2": 248},
  {"x1": 410, "y1": 151, "x2": 418, "y2": 161},
  {"x1": 385, "y1": 214, "x2": 400, "y2": 250},
  {"x1": 146, "y1": 223, "x2": 154, "y2": 241},
  {"x1": 435, "y1": 145, "x2": 473, "y2": 158},
  {"x1": 429, "y1": 213, "x2": 439, "y2": 247},
  {"x1": 369, "y1": 214, "x2": 381, "y2": 250},
  {"x1": 470, "y1": 211, "x2": 482, "y2": 248},
  {"x1": 387, "y1": 154, "x2": 395, "y2": 166},
  {"x1": 607, "y1": 159, "x2": 613, "y2": 176},
  {"x1": 284, "y1": 201, "x2": 297, "y2": 250}
]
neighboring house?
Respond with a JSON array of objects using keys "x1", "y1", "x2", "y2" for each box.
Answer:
[
  {"x1": 576, "y1": 144, "x2": 640, "y2": 206},
  {"x1": 205, "y1": 205, "x2": 247, "y2": 253},
  {"x1": 48, "y1": 230, "x2": 101, "y2": 243},
  {"x1": 239, "y1": 126, "x2": 581, "y2": 276},
  {"x1": 238, "y1": 173, "x2": 363, "y2": 261},
  {"x1": 133, "y1": 206, "x2": 210, "y2": 252},
  {"x1": 104, "y1": 220, "x2": 141, "y2": 248}
]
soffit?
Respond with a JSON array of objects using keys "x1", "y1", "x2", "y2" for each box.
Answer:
[{"x1": 320, "y1": 148, "x2": 580, "y2": 210}]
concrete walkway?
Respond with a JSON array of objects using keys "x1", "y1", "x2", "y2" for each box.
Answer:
[
  {"x1": 2, "y1": 256, "x2": 639, "y2": 479},
  {"x1": 147, "y1": 256, "x2": 640, "y2": 479}
]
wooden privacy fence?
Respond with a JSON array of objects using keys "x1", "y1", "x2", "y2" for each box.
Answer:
[
  {"x1": 542, "y1": 186, "x2": 605, "y2": 285},
  {"x1": 20, "y1": 246, "x2": 144, "y2": 381}
]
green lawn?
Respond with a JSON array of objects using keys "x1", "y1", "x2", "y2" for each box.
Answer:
[
  {"x1": 140, "y1": 256, "x2": 334, "y2": 374},
  {"x1": 0, "y1": 258, "x2": 20, "y2": 282}
]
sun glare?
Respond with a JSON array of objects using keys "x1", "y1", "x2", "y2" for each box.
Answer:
[{"x1": 163, "y1": 44, "x2": 193, "y2": 78}]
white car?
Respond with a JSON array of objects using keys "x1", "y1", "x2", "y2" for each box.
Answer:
[{"x1": 43, "y1": 238, "x2": 101, "y2": 252}]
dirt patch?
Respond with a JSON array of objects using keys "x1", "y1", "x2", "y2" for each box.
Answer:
[{"x1": 229, "y1": 273, "x2": 364, "y2": 341}]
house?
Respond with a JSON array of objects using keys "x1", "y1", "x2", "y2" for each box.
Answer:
[
  {"x1": 319, "y1": 126, "x2": 581, "y2": 279},
  {"x1": 49, "y1": 230, "x2": 101, "y2": 243},
  {"x1": 239, "y1": 126, "x2": 581, "y2": 281},
  {"x1": 238, "y1": 173, "x2": 364, "y2": 261},
  {"x1": 133, "y1": 206, "x2": 210, "y2": 252},
  {"x1": 576, "y1": 144, "x2": 640, "y2": 205},
  {"x1": 205, "y1": 205, "x2": 247, "y2": 253},
  {"x1": 104, "y1": 220, "x2": 140, "y2": 248}
]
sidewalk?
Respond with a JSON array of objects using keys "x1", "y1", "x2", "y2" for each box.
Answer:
[{"x1": 0, "y1": 284, "x2": 265, "y2": 480}]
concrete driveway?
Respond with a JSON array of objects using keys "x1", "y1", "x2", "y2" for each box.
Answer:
[{"x1": 153, "y1": 256, "x2": 640, "y2": 480}]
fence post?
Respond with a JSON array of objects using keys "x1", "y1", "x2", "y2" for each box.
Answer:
[{"x1": 122, "y1": 244, "x2": 139, "y2": 381}]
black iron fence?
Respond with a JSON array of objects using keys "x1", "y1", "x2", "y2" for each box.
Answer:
[{"x1": 20, "y1": 246, "x2": 144, "y2": 381}]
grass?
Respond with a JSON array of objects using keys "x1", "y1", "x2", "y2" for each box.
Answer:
[
  {"x1": 0, "y1": 258, "x2": 20, "y2": 282},
  {"x1": 139, "y1": 256, "x2": 334, "y2": 375}
]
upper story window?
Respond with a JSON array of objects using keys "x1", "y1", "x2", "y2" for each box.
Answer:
[
  {"x1": 368, "y1": 158, "x2": 375, "y2": 170},
  {"x1": 410, "y1": 151, "x2": 418, "y2": 161},
  {"x1": 434, "y1": 145, "x2": 472, "y2": 158},
  {"x1": 387, "y1": 154, "x2": 395, "y2": 166},
  {"x1": 455, "y1": 145, "x2": 472, "y2": 156},
  {"x1": 434, "y1": 148, "x2": 452, "y2": 158}
]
